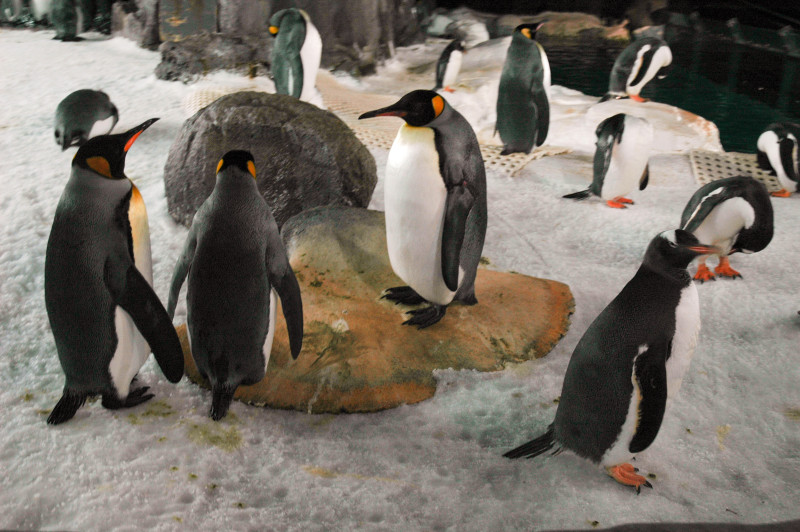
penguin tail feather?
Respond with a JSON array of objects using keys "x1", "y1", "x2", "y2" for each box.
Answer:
[
  {"x1": 47, "y1": 390, "x2": 87, "y2": 425},
  {"x1": 503, "y1": 425, "x2": 555, "y2": 459},
  {"x1": 210, "y1": 385, "x2": 236, "y2": 421},
  {"x1": 563, "y1": 189, "x2": 592, "y2": 200}
]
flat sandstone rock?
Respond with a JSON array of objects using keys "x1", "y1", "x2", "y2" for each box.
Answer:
[{"x1": 178, "y1": 207, "x2": 574, "y2": 414}]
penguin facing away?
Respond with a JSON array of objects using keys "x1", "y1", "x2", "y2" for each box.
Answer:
[
  {"x1": 603, "y1": 37, "x2": 672, "y2": 102},
  {"x1": 504, "y1": 230, "x2": 719, "y2": 492},
  {"x1": 359, "y1": 90, "x2": 487, "y2": 329},
  {"x1": 563, "y1": 113, "x2": 653, "y2": 208},
  {"x1": 756, "y1": 122, "x2": 800, "y2": 197},
  {"x1": 45, "y1": 118, "x2": 184, "y2": 425},
  {"x1": 167, "y1": 150, "x2": 303, "y2": 421},
  {"x1": 268, "y1": 8, "x2": 322, "y2": 102},
  {"x1": 434, "y1": 39, "x2": 465, "y2": 92},
  {"x1": 680, "y1": 175, "x2": 774, "y2": 282},
  {"x1": 496, "y1": 22, "x2": 550, "y2": 155},
  {"x1": 54, "y1": 89, "x2": 119, "y2": 151}
]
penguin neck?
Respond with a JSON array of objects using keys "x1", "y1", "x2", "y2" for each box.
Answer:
[
  {"x1": 640, "y1": 258, "x2": 692, "y2": 286},
  {"x1": 69, "y1": 167, "x2": 131, "y2": 196},
  {"x1": 215, "y1": 172, "x2": 258, "y2": 197}
]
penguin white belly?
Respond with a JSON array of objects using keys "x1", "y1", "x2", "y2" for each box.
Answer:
[
  {"x1": 262, "y1": 289, "x2": 278, "y2": 368},
  {"x1": 691, "y1": 197, "x2": 755, "y2": 255},
  {"x1": 666, "y1": 283, "x2": 700, "y2": 398},
  {"x1": 600, "y1": 133, "x2": 651, "y2": 199},
  {"x1": 108, "y1": 307, "x2": 140, "y2": 398},
  {"x1": 298, "y1": 18, "x2": 322, "y2": 103},
  {"x1": 441, "y1": 50, "x2": 462, "y2": 88},
  {"x1": 536, "y1": 42, "x2": 551, "y2": 88},
  {"x1": 385, "y1": 125, "x2": 456, "y2": 306},
  {"x1": 128, "y1": 184, "x2": 153, "y2": 365}
]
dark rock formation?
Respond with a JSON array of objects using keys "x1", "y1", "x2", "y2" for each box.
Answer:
[
  {"x1": 216, "y1": 0, "x2": 268, "y2": 36},
  {"x1": 163, "y1": 92, "x2": 377, "y2": 229},
  {"x1": 111, "y1": 0, "x2": 159, "y2": 49}
]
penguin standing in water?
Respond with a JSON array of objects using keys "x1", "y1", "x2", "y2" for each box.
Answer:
[
  {"x1": 167, "y1": 151, "x2": 303, "y2": 421},
  {"x1": 496, "y1": 22, "x2": 550, "y2": 155},
  {"x1": 680, "y1": 176, "x2": 773, "y2": 282},
  {"x1": 563, "y1": 113, "x2": 652, "y2": 208},
  {"x1": 505, "y1": 230, "x2": 719, "y2": 492},
  {"x1": 434, "y1": 39, "x2": 465, "y2": 93},
  {"x1": 54, "y1": 89, "x2": 119, "y2": 151},
  {"x1": 359, "y1": 90, "x2": 487, "y2": 329},
  {"x1": 45, "y1": 119, "x2": 184, "y2": 425},
  {"x1": 602, "y1": 37, "x2": 672, "y2": 102},
  {"x1": 756, "y1": 122, "x2": 800, "y2": 197},
  {"x1": 268, "y1": 8, "x2": 322, "y2": 103}
]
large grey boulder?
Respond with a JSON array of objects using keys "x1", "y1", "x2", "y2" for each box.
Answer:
[{"x1": 164, "y1": 91, "x2": 377, "y2": 229}]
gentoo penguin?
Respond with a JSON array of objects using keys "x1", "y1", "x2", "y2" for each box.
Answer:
[
  {"x1": 268, "y1": 8, "x2": 322, "y2": 102},
  {"x1": 756, "y1": 122, "x2": 800, "y2": 197},
  {"x1": 505, "y1": 230, "x2": 719, "y2": 492},
  {"x1": 45, "y1": 118, "x2": 184, "y2": 425},
  {"x1": 51, "y1": 0, "x2": 83, "y2": 41},
  {"x1": 434, "y1": 39, "x2": 465, "y2": 92},
  {"x1": 602, "y1": 37, "x2": 672, "y2": 102},
  {"x1": 167, "y1": 150, "x2": 303, "y2": 421},
  {"x1": 496, "y1": 22, "x2": 550, "y2": 155},
  {"x1": 680, "y1": 175, "x2": 774, "y2": 282},
  {"x1": 563, "y1": 113, "x2": 653, "y2": 208},
  {"x1": 54, "y1": 89, "x2": 119, "y2": 151},
  {"x1": 359, "y1": 90, "x2": 487, "y2": 329}
]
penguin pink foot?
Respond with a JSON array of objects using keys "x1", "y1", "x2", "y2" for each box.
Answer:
[
  {"x1": 693, "y1": 263, "x2": 715, "y2": 282},
  {"x1": 771, "y1": 189, "x2": 791, "y2": 198},
  {"x1": 607, "y1": 463, "x2": 653, "y2": 493},
  {"x1": 714, "y1": 257, "x2": 741, "y2": 279}
]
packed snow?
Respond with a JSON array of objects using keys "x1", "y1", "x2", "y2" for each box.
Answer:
[{"x1": 1, "y1": 28, "x2": 799, "y2": 531}]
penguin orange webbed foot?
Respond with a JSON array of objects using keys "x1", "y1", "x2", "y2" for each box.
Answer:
[
  {"x1": 607, "y1": 463, "x2": 653, "y2": 494},
  {"x1": 403, "y1": 304, "x2": 447, "y2": 329},
  {"x1": 617, "y1": 197, "x2": 635, "y2": 204},
  {"x1": 444, "y1": 86, "x2": 456, "y2": 93},
  {"x1": 693, "y1": 263, "x2": 715, "y2": 283},
  {"x1": 382, "y1": 286, "x2": 426, "y2": 306},
  {"x1": 606, "y1": 200, "x2": 627, "y2": 209},
  {"x1": 714, "y1": 257, "x2": 742, "y2": 279},
  {"x1": 770, "y1": 189, "x2": 791, "y2": 198}
]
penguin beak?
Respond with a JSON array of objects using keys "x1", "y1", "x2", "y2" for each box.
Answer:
[
  {"x1": 686, "y1": 244, "x2": 720, "y2": 256},
  {"x1": 358, "y1": 104, "x2": 407, "y2": 120},
  {"x1": 122, "y1": 118, "x2": 159, "y2": 152}
]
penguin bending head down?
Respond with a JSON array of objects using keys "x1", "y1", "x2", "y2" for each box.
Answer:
[
  {"x1": 756, "y1": 122, "x2": 800, "y2": 197},
  {"x1": 54, "y1": 89, "x2": 119, "y2": 151},
  {"x1": 45, "y1": 118, "x2": 184, "y2": 425},
  {"x1": 602, "y1": 37, "x2": 672, "y2": 103},
  {"x1": 268, "y1": 8, "x2": 322, "y2": 103},
  {"x1": 496, "y1": 22, "x2": 550, "y2": 155},
  {"x1": 359, "y1": 90, "x2": 487, "y2": 329},
  {"x1": 680, "y1": 175, "x2": 774, "y2": 282},
  {"x1": 563, "y1": 113, "x2": 652, "y2": 208},
  {"x1": 167, "y1": 150, "x2": 304, "y2": 421},
  {"x1": 504, "y1": 230, "x2": 719, "y2": 492},
  {"x1": 434, "y1": 39, "x2": 465, "y2": 93}
]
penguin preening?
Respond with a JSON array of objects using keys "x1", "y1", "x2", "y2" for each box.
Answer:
[
  {"x1": 268, "y1": 8, "x2": 322, "y2": 103},
  {"x1": 504, "y1": 230, "x2": 719, "y2": 492},
  {"x1": 602, "y1": 37, "x2": 672, "y2": 102},
  {"x1": 434, "y1": 39, "x2": 465, "y2": 93},
  {"x1": 496, "y1": 22, "x2": 550, "y2": 155},
  {"x1": 563, "y1": 113, "x2": 652, "y2": 208},
  {"x1": 45, "y1": 118, "x2": 184, "y2": 425},
  {"x1": 756, "y1": 122, "x2": 800, "y2": 197},
  {"x1": 680, "y1": 176, "x2": 774, "y2": 282},
  {"x1": 54, "y1": 89, "x2": 119, "y2": 151},
  {"x1": 167, "y1": 150, "x2": 303, "y2": 421},
  {"x1": 359, "y1": 90, "x2": 487, "y2": 329}
]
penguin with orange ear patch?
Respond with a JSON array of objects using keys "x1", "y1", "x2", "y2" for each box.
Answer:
[{"x1": 44, "y1": 119, "x2": 184, "y2": 425}]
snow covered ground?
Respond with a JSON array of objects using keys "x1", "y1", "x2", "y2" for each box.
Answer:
[{"x1": 1, "y1": 28, "x2": 799, "y2": 531}]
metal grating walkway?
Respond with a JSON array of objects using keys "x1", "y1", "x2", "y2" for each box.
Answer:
[{"x1": 689, "y1": 149, "x2": 782, "y2": 191}]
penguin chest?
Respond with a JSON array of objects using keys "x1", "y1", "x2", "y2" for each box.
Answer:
[
  {"x1": 600, "y1": 133, "x2": 650, "y2": 199},
  {"x1": 384, "y1": 125, "x2": 456, "y2": 305},
  {"x1": 666, "y1": 283, "x2": 700, "y2": 398},
  {"x1": 298, "y1": 19, "x2": 322, "y2": 102},
  {"x1": 692, "y1": 197, "x2": 755, "y2": 254},
  {"x1": 441, "y1": 50, "x2": 462, "y2": 88}
]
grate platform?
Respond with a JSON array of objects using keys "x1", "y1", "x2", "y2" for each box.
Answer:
[{"x1": 689, "y1": 149, "x2": 782, "y2": 192}]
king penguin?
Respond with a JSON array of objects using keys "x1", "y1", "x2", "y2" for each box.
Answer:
[
  {"x1": 504, "y1": 230, "x2": 719, "y2": 492},
  {"x1": 680, "y1": 175, "x2": 774, "y2": 282},
  {"x1": 563, "y1": 113, "x2": 653, "y2": 208},
  {"x1": 602, "y1": 37, "x2": 672, "y2": 102},
  {"x1": 167, "y1": 150, "x2": 303, "y2": 421},
  {"x1": 756, "y1": 122, "x2": 800, "y2": 197},
  {"x1": 434, "y1": 39, "x2": 465, "y2": 93},
  {"x1": 359, "y1": 90, "x2": 487, "y2": 329},
  {"x1": 45, "y1": 118, "x2": 184, "y2": 425},
  {"x1": 54, "y1": 89, "x2": 119, "y2": 151},
  {"x1": 268, "y1": 8, "x2": 322, "y2": 103},
  {"x1": 496, "y1": 22, "x2": 550, "y2": 155}
]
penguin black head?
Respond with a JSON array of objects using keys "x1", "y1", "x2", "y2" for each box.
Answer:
[
  {"x1": 644, "y1": 230, "x2": 720, "y2": 272},
  {"x1": 515, "y1": 21, "x2": 546, "y2": 40},
  {"x1": 216, "y1": 150, "x2": 256, "y2": 179},
  {"x1": 72, "y1": 118, "x2": 158, "y2": 180},
  {"x1": 358, "y1": 90, "x2": 447, "y2": 127},
  {"x1": 268, "y1": 8, "x2": 303, "y2": 37}
]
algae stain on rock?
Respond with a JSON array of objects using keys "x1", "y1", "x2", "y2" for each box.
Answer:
[{"x1": 187, "y1": 422, "x2": 243, "y2": 452}]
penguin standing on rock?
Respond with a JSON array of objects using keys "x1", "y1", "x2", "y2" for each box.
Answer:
[
  {"x1": 563, "y1": 113, "x2": 652, "y2": 208},
  {"x1": 680, "y1": 176, "x2": 774, "y2": 282},
  {"x1": 359, "y1": 90, "x2": 487, "y2": 329},
  {"x1": 496, "y1": 22, "x2": 550, "y2": 155},
  {"x1": 434, "y1": 39, "x2": 465, "y2": 92},
  {"x1": 268, "y1": 8, "x2": 322, "y2": 103},
  {"x1": 45, "y1": 119, "x2": 184, "y2": 425},
  {"x1": 54, "y1": 89, "x2": 119, "y2": 151},
  {"x1": 167, "y1": 150, "x2": 303, "y2": 421},
  {"x1": 505, "y1": 230, "x2": 719, "y2": 492},
  {"x1": 756, "y1": 122, "x2": 800, "y2": 197},
  {"x1": 602, "y1": 37, "x2": 672, "y2": 102}
]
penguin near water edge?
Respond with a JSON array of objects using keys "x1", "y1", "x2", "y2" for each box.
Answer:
[
  {"x1": 603, "y1": 37, "x2": 672, "y2": 102},
  {"x1": 54, "y1": 89, "x2": 118, "y2": 151},
  {"x1": 268, "y1": 8, "x2": 322, "y2": 103},
  {"x1": 504, "y1": 230, "x2": 719, "y2": 492},
  {"x1": 756, "y1": 122, "x2": 800, "y2": 197}
]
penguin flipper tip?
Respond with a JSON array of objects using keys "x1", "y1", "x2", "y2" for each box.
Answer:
[{"x1": 562, "y1": 189, "x2": 592, "y2": 200}]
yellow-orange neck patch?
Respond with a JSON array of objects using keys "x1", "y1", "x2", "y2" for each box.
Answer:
[
  {"x1": 216, "y1": 158, "x2": 224, "y2": 174},
  {"x1": 269, "y1": 25, "x2": 279, "y2": 34},
  {"x1": 432, "y1": 95, "x2": 444, "y2": 118},
  {"x1": 247, "y1": 160, "x2": 256, "y2": 179},
  {"x1": 87, "y1": 156, "x2": 112, "y2": 178},
  {"x1": 521, "y1": 28, "x2": 532, "y2": 39}
]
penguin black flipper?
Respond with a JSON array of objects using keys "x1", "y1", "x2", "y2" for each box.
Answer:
[
  {"x1": 104, "y1": 258, "x2": 184, "y2": 383},
  {"x1": 503, "y1": 425, "x2": 556, "y2": 459},
  {"x1": 563, "y1": 189, "x2": 592, "y2": 200},
  {"x1": 640, "y1": 164, "x2": 650, "y2": 191},
  {"x1": 267, "y1": 223, "x2": 303, "y2": 359},
  {"x1": 531, "y1": 80, "x2": 549, "y2": 147},
  {"x1": 628, "y1": 341, "x2": 669, "y2": 453},
  {"x1": 167, "y1": 229, "x2": 198, "y2": 319},
  {"x1": 593, "y1": 113, "x2": 625, "y2": 195},
  {"x1": 442, "y1": 185, "x2": 475, "y2": 292},
  {"x1": 779, "y1": 137, "x2": 799, "y2": 183}
]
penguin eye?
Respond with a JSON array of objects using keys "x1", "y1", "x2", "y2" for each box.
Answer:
[{"x1": 668, "y1": 240, "x2": 678, "y2": 248}]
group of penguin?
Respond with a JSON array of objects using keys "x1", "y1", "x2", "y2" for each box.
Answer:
[{"x1": 43, "y1": 9, "x2": 796, "y2": 494}]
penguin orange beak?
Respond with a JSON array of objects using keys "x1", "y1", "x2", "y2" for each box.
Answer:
[
  {"x1": 123, "y1": 118, "x2": 159, "y2": 152},
  {"x1": 358, "y1": 105, "x2": 407, "y2": 120},
  {"x1": 687, "y1": 244, "x2": 720, "y2": 255}
]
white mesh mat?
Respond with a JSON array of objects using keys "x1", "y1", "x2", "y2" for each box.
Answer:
[{"x1": 689, "y1": 149, "x2": 783, "y2": 192}]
